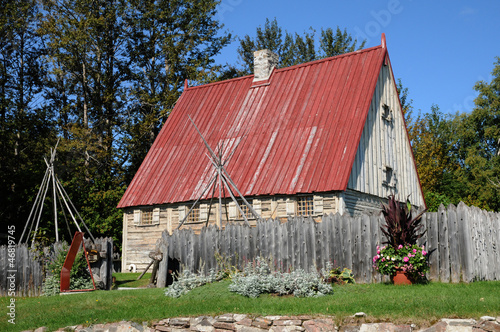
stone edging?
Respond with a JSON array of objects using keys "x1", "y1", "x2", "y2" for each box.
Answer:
[{"x1": 28, "y1": 314, "x2": 500, "y2": 332}]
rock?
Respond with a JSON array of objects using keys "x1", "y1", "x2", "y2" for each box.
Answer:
[
  {"x1": 34, "y1": 327, "x2": 49, "y2": 332},
  {"x1": 302, "y1": 318, "x2": 335, "y2": 332},
  {"x1": 354, "y1": 313, "x2": 367, "y2": 318},
  {"x1": 339, "y1": 325, "x2": 361, "y2": 332},
  {"x1": 234, "y1": 315, "x2": 249, "y2": 322},
  {"x1": 213, "y1": 321, "x2": 236, "y2": 331},
  {"x1": 235, "y1": 327, "x2": 268, "y2": 332},
  {"x1": 252, "y1": 318, "x2": 272, "y2": 329},
  {"x1": 270, "y1": 326, "x2": 305, "y2": 332},
  {"x1": 474, "y1": 320, "x2": 500, "y2": 332},
  {"x1": 359, "y1": 323, "x2": 411, "y2": 332},
  {"x1": 169, "y1": 317, "x2": 190, "y2": 328},
  {"x1": 419, "y1": 321, "x2": 448, "y2": 332},
  {"x1": 217, "y1": 314, "x2": 236, "y2": 323},
  {"x1": 480, "y1": 318, "x2": 497, "y2": 322},
  {"x1": 235, "y1": 318, "x2": 254, "y2": 327},
  {"x1": 273, "y1": 319, "x2": 302, "y2": 326}
]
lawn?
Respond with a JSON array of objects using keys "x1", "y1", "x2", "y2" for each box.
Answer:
[
  {"x1": 1, "y1": 281, "x2": 499, "y2": 331},
  {"x1": 113, "y1": 272, "x2": 152, "y2": 288}
]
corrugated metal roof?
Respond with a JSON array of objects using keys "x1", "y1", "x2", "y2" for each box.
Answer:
[{"x1": 118, "y1": 43, "x2": 388, "y2": 208}]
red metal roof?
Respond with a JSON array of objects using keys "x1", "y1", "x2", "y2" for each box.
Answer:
[{"x1": 118, "y1": 43, "x2": 388, "y2": 208}]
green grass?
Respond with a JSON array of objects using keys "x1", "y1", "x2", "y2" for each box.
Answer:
[
  {"x1": 1, "y1": 281, "x2": 499, "y2": 332},
  {"x1": 113, "y1": 272, "x2": 152, "y2": 288}
]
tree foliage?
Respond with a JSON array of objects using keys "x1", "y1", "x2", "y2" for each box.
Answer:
[
  {"x1": 409, "y1": 57, "x2": 500, "y2": 211},
  {"x1": 232, "y1": 18, "x2": 365, "y2": 77},
  {"x1": 0, "y1": 0, "x2": 56, "y2": 236}
]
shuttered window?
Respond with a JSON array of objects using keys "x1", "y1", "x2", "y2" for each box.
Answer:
[{"x1": 140, "y1": 208, "x2": 153, "y2": 225}]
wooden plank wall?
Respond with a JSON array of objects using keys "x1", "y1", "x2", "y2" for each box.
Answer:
[
  {"x1": 0, "y1": 238, "x2": 113, "y2": 297},
  {"x1": 156, "y1": 202, "x2": 500, "y2": 287}
]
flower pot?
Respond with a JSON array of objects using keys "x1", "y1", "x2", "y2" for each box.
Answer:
[{"x1": 391, "y1": 270, "x2": 412, "y2": 285}]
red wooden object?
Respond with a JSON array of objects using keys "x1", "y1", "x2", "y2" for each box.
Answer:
[{"x1": 60, "y1": 231, "x2": 96, "y2": 293}]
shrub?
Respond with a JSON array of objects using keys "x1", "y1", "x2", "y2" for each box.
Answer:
[
  {"x1": 164, "y1": 269, "x2": 217, "y2": 298},
  {"x1": 323, "y1": 262, "x2": 355, "y2": 285},
  {"x1": 228, "y1": 257, "x2": 333, "y2": 298},
  {"x1": 380, "y1": 195, "x2": 427, "y2": 248}
]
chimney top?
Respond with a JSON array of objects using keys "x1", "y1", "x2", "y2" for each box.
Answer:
[{"x1": 253, "y1": 49, "x2": 278, "y2": 82}]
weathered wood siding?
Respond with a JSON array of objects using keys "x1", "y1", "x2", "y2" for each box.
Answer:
[
  {"x1": 348, "y1": 61, "x2": 424, "y2": 208},
  {"x1": 155, "y1": 203, "x2": 499, "y2": 286},
  {"x1": 341, "y1": 189, "x2": 386, "y2": 216}
]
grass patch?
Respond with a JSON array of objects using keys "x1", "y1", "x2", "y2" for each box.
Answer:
[
  {"x1": 1, "y1": 281, "x2": 499, "y2": 331},
  {"x1": 113, "y1": 272, "x2": 152, "y2": 288}
]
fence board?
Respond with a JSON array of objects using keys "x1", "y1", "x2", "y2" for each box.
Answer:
[
  {"x1": 457, "y1": 202, "x2": 473, "y2": 282},
  {"x1": 426, "y1": 211, "x2": 439, "y2": 281},
  {"x1": 438, "y1": 204, "x2": 450, "y2": 282},
  {"x1": 447, "y1": 204, "x2": 461, "y2": 283}
]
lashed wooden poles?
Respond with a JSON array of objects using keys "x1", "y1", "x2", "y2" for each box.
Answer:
[{"x1": 176, "y1": 115, "x2": 261, "y2": 230}]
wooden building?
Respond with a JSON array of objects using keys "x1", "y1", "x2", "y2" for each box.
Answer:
[{"x1": 118, "y1": 34, "x2": 425, "y2": 270}]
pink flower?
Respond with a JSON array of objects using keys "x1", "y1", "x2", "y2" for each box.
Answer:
[
  {"x1": 413, "y1": 249, "x2": 417, "y2": 254},
  {"x1": 381, "y1": 258, "x2": 386, "y2": 262},
  {"x1": 377, "y1": 250, "x2": 381, "y2": 254},
  {"x1": 397, "y1": 244, "x2": 403, "y2": 250},
  {"x1": 422, "y1": 250, "x2": 427, "y2": 256},
  {"x1": 403, "y1": 257, "x2": 409, "y2": 262}
]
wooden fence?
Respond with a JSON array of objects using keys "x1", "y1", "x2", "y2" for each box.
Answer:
[
  {"x1": 0, "y1": 237, "x2": 113, "y2": 297},
  {"x1": 156, "y1": 202, "x2": 500, "y2": 286}
]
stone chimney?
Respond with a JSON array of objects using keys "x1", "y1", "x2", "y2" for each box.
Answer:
[{"x1": 253, "y1": 49, "x2": 278, "y2": 82}]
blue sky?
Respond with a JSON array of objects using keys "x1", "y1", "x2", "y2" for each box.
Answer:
[{"x1": 213, "y1": 0, "x2": 500, "y2": 116}]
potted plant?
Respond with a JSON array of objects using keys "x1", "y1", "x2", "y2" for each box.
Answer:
[{"x1": 373, "y1": 195, "x2": 429, "y2": 284}]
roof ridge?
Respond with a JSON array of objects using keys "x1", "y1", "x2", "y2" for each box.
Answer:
[
  {"x1": 185, "y1": 44, "x2": 385, "y2": 91},
  {"x1": 275, "y1": 44, "x2": 384, "y2": 74}
]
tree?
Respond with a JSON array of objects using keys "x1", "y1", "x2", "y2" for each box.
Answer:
[
  {"x1": 0, "y1": 0, "x2": 56, "y2": 240},
  {"x1": 451, "y1": 57, "x2": 500, "y2": 210},
  {"x1": 233, "y1": 18, "x2": 365, "y2": 76},
  {"x1": 38, "y1": 0, "x2": 130, "y2": 244},
  {"x1": 123, "y1": 0, "x2": 232, "y2": 182}
]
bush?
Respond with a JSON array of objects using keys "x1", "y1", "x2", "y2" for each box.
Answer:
[
  {"x1": 228, "y1": 257, "x2": 333, "y2": 298},
  {"x1": 164, "y1": 269, "x2": 218, "y2": 298}
]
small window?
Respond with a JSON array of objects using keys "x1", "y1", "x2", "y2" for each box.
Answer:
[
  {"x1": 237, "y1": 199, "x2": 253, "y2": 219},
  {"x1": 297, "y1": 196, "x2": 314, "y2": 216},
  {"x1": 381, "y1": 104, "x2": 392, "y2": 122},
  {"x1": 186, "y1": 204, "x2": 200, "y2": 223},
  {"x1": 383, "y1": 165, "x2": 396, "y2": 187},
  {"x1": 140, "y1": 208, "x2": 153, "y2": 225}
]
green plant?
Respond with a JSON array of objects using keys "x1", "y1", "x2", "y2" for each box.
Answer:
[
  {"x1": 380, "y1": 195, "x2": 427, "y2": 248},
  {"x1": 327, "y1": 266, "x2": 355, "y2": 285},
  {"x1": 214, "y1": 252, "x2": 240, "y2": 280},
  {"x1": 228, "y1": 257, "x2": 333, "y2": 298},
  {"x1": 373, "y1": 243, "x2": 429, "y2": 281},
  {"x1": 164, "y1": 269, "x2": 218, "y2": 298}
]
